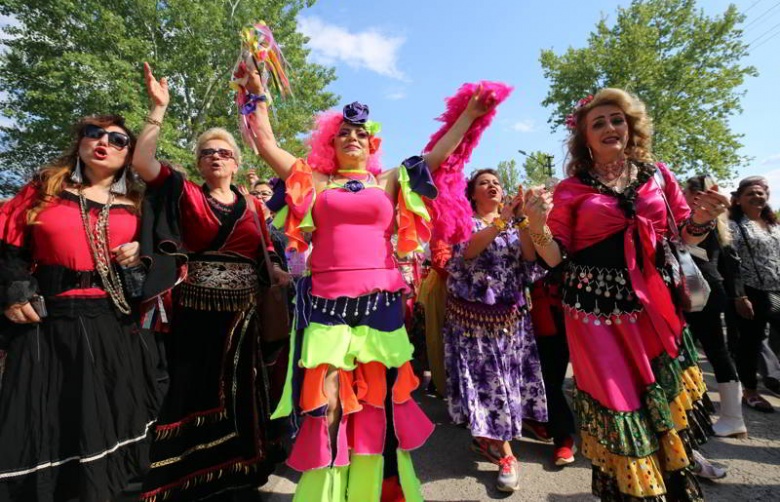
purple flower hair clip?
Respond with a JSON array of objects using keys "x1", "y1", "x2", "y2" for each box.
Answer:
[
  {"x1": 343, "y1": 102, "x2": 370, "y2": 125},
  {"x1": 564, "y1": 95, "x2": 594, "y2": 131}
]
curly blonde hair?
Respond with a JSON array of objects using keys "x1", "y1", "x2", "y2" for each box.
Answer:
[
  {"x1": 27, "y1": 115, "x2": 141, "y2": 224},
  {"x1": 565, "y1": 88, "x2": 654, "y2": 177}
]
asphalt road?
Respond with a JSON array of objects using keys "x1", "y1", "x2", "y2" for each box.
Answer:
[{"x1": 258, "y1": 357, "x2": 780, "y2": 502}]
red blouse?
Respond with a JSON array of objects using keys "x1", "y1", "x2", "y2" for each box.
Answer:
[
  {"x1": 147, "y1": 165, "x2": 273, "y2": 259},
  {"x1": 0, "y1": 183, "x2": 139, "y2": 298}
]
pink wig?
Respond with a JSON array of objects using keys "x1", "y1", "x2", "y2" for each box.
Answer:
[
  {"x1": 425, "y1": 81, "x2": 513, "y2": 244},
  {"x1": 305, "y1": 110, "x2": 383, "y2": 175}
]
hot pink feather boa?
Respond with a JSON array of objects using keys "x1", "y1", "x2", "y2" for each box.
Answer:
[{"x1": 424, "y1": 81, "x2": 513, "y2": 244}]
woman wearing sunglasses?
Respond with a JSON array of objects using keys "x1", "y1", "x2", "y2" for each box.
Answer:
[
  {"x1": 0, "y1": 115, "x2": 162, "y2": 501},
  {"x1": 134, "y1": 63, "x2": 288, "y2": 502}
]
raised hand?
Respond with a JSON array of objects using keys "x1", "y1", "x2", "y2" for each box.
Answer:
[
  {"x1": 464, "y1": 85, "x2": 498, "y2": 120},
  {"x1": 144, "y1": 62, "x2": 169, "y2": 108},
  {"x1": 246, "y1": 64, "x2": 265, "y2": 96}
]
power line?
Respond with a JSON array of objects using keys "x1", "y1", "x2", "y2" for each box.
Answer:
[
  {"x1": 748, "y1": 19, "x2": 780, "y2": 44},
  {"x1": 743, "y1": 0, "x2": 764, "y2": 14},
  {"x1": 750, "y1": 23, "x2": 780, "y2": 49},
  {"x1": 744, "y1": 1, "x2": 780, "y2": 30}
]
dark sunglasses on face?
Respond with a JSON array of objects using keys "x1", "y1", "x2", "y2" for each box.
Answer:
[
  {"x1": 83, "y1": 124, "x2": 131, "y2": 149},
  {"x1": 199, "y1": 148, "x2": 235, "y2": 160}
]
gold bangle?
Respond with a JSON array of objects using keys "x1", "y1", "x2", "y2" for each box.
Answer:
[
  {"x1": 144, "y1": 116, "x2": 163, "y2": 127},
  {"x1": 529, "y1": 225, "x2": 554, "y2": 247},
  {"x1": 491, "y1": 218, "x2": 508, "y2": 231}
]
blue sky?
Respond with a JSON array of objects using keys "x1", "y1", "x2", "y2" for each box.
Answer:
[
  {"x1": 296, "y1": 0, "x2": 780, "y2": 193},
  {"x1": 2, "y1": 2, "x2": 779, "y2": 194}
]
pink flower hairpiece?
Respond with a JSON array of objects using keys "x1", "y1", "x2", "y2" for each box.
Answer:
[{"x1": 565, "y1": 95, "x2": 594, "y2": 131}]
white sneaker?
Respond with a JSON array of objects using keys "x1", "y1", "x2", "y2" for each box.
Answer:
[
  {"x1": 691, "y1": 450, "x2": 727, "y2": 480},
  {"x1": 496, "y1": 455, "x2": 520, "y2": 492}
]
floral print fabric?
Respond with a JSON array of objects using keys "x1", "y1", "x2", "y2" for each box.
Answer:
[
  {"x1": 443, "y1": 217, "x2": 547, "y2": 440},
  {"x1": 446, "y1": 218, "x2": 542, "y2": 305}
]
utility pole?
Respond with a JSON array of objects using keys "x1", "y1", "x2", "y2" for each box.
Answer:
[{"x1": 517, "y1": 149, "x2": 554, "y2": 178}]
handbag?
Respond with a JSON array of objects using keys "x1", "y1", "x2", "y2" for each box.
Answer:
[
  {"x1": 735, "y1": 222, "x2": 780, "y2": 320},
  {"x1": 653, "y1": 171, "x2": 711, "y2": 312},
  {"x1": 246, "y1": 197, "x2": 291, "y2": 343}
]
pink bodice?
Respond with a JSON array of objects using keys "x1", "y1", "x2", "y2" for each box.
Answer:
[{"x1": 310, "y1": 187, "x2": 406, "y2": 299}]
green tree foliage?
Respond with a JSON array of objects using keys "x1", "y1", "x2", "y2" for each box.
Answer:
[
  {"x1": 539, "y1": 0, "x2": 756, "y2": 179},
  {"x1": 519, "y1": 151, "x2": 552, "y2": 186},
  {"x1": 0, "y1": 0, "x2": 337, "y2": 189},
  {"x1": 496, "y1": 159, "x2": 521, "y2": 196},
  {"x1": 496, "y1": 152, "x2": 554, "y2": 196}
]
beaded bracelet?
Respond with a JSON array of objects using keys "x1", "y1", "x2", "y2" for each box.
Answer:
[{"x1": 684, "y1": 218, "x2": 716, "y2": 237}]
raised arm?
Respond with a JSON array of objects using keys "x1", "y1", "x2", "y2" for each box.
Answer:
[
  {"x1": 424, "y1": 86, "x2": 497, "y2": 173},
  {"x1": 244, "y1": 71, "x2": 297, "y2": 180},
  {"x1": 133, "y1": 63, "x2": 168, "y2": 183}
]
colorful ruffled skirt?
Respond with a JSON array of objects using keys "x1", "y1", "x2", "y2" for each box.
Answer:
[
  {"x1": 565, "y1": 304, "x2": 712, "y2": 501},
  {"x1": 272, "y1": 277, "x2": 433, "y2": 502}
]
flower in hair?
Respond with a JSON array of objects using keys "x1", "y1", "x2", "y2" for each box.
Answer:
[
  {"x1": 364, "y1": 120, "x2": 381, "y2": 136},
  {"x1": 343, "y1": 102, "x2": 370, "y2": 124},
  {"x1": 565, "y1": 95, "x2": 594, "y2": 130}
]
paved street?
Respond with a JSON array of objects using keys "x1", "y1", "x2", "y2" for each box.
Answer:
[{"x1": 259, "y1": 356, "x2": 780, "y2": 501}]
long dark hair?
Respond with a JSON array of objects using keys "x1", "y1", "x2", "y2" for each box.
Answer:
[
  {"x1": 466, "y1": 168, "x2": 500, "y2": 210},
  {"x1": 28, "y1": 115, "x2": 141, "y2": 223},
  {"x1": 728, "y1": 179, "x2": 777, "y2": 226}
]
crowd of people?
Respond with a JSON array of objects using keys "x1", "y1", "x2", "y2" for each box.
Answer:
[{"x1": 0, "y1": 59, "x2": 779, "y2": 502}]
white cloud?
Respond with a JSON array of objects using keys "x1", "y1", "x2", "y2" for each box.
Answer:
[
  {"x1": 761, "y1": 153, "x2": 780, "y2": 166},
  {"x1": 298, "y1": 16, "x2": 406, "y2": 80},
  {"x1": 386, "y1": 91, "x2": 406, "y2": 100},
  {"x1": 511, "y1": 119, "x2": 536, "y2": 133}
]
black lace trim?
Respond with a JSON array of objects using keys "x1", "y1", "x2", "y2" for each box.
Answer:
[{"x1": 577, "y1": 161, "x2": 656, "y2": 218}]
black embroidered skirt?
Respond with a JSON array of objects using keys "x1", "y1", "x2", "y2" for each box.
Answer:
[
  {"x1": 0, "y1": 297, "x2": 163, "y2": 502},
  {"x1": 140, "y1": 301, "x2": 276, "y2": 502}
]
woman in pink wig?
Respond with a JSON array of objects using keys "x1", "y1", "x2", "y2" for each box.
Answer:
[{"x1": 242, "y1": 65, "x2": 510, "y2": 501}]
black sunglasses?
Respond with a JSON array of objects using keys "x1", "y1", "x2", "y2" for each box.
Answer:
[
  {"x1": 199, "y1": 148, "x2": 235, "y2": 160},
  {"x1": 83, "y1": 124, "x2": 131, "y2": 149}
]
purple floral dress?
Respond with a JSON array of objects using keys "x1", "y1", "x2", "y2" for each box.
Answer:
[{"x1": 443, "y1": 217, "x2": 547, "y2": 441}]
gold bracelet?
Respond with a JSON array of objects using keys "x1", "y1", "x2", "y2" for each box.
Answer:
[
  {"x1": 529, "y1": 225, "x2": 554, "y2": 247},
  {"x1": 514, "y1": 217, "x2": 530, "y2": 231},
  {"x1": 144, "y1": 116, "x2": 163, "y2": 127},
  {"x1": 491, "y1": 217, "x2": 508, "y2": 231}
]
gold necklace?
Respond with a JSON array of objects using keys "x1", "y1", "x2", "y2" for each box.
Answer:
[{"x1": 77, "y1": 188, "x2": 131, "y2": 314}]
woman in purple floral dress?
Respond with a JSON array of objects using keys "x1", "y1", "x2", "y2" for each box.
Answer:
[{"x1": 443, "y1": 168, "x2": 547, "y2": 493}]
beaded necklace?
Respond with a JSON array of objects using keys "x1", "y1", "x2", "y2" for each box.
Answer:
[{"x1": 77, "y1": 188, "x2": 132, "y2": 314}]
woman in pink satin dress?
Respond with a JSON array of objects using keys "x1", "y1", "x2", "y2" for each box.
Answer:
[{"x1": 524, "y1": 88, "x2": 731, "y2": 501}]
